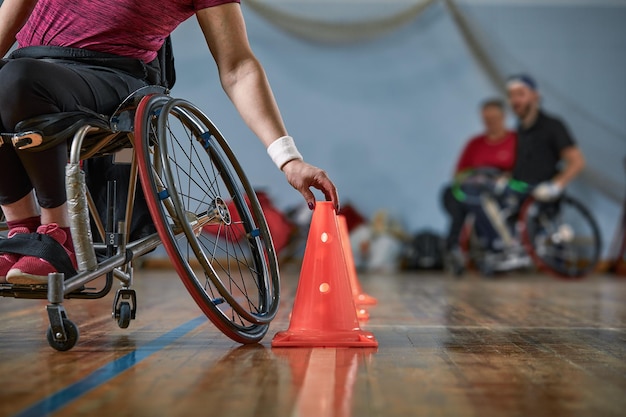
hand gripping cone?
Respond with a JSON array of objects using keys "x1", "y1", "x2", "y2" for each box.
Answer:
[
  {"x1": 337, "y1": 215, "x2": 378, "y2": 307},
  {"x1": 271, "y1": 202, "x2": 378, "y2": 347}
]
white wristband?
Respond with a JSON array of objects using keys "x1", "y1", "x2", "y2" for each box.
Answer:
[{"x1": 267, "y1": 135, "x2": 303, "y2": 170}]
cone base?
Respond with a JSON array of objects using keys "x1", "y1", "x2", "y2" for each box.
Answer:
[
  {"x1": 355, "y1": 293, "x2": 378, "y2": 306},
  {"x1": 271, "y1": 329, "x2": 378, "y2": 348}
]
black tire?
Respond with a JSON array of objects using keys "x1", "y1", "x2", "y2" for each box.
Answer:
[
  {"x1": 135, "y1": 95, "x2": 278, "y2": 344},
  {"x1": 46, "y1": 319, "x2": 79, "y2": 352},
  {"x1": 520, "y1": 195, "x2": 601, "y2": 278},
  {"x1": 117, "y1": 302, "x2": 132, "y2": 329},
  {"x1": 479, "y1": 260, "x2": 495, "y2": 278}
]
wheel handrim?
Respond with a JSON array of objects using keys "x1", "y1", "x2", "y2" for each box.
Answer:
[{"x1": 134, "y1": 95, "x2": 276, "y2": 342}]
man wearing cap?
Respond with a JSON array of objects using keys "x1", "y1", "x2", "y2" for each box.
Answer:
[
  {"x1": 507, "y1": 74, "x2": 585, "y2": 200},
  {"x1": 465, "y1": 74, "x2": 586, "y2": 257}
]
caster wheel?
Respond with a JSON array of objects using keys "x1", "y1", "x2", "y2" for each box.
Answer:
[
  {"x1": 117, "y1": 302, "x2": 132, "y2": 329},
  {"x1": 452, "y1": 263, "x2": 465, "y2": 277},
  {"x1": 480, "y1": 262, "x2": 494, "y2": 277},
  {"x1": 445, "y1": 248, "x2": 466, "y2": 278},
  {"x1": 46, "y1": 319, "x2": 79, "y2": 352}
]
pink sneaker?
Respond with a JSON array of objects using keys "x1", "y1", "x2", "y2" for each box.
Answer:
[
  {"x1": 0, "y1": 227, "x2": 30, "y2": 283},
  {"x1": 6, "y1": 224, "x2": 76, "y2": 285}
]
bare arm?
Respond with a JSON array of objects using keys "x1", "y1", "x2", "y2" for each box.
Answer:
[
  {"x1": 196, "y1": 4, "x2": 286, "y2": 147},
  {"x1": 554, "y1": 146, "x2": 585, "y2": 188},
  {"x1": 0, "y1": 0, "x2": 38, "y2": 57},
  {"x1": 196, "y1": 4, "x2": 338, "y2": 209}
]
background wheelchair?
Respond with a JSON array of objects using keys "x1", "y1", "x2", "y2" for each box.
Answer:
[
  {"x1": 0, "y1": 85, "x2": 280, "y2": 351},
  {"x1": 450, "y1": 168, "x2": 602, "y2": 279}
]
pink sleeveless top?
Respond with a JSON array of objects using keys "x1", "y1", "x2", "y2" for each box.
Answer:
[{"x1": 17, "y1": 0, "x2": 239, "y2": 63}]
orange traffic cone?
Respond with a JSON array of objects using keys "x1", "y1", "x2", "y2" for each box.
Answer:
[
  {"x1": 337, "y1": 215, "x2": 378, "y2": 307},
  {"x1": 272, "y1": 202, "x2": 378, "y2": 348}
]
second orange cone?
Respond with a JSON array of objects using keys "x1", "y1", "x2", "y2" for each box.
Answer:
[{"x1": 337, "y1": 215, "x2": 378, "y2": 308}]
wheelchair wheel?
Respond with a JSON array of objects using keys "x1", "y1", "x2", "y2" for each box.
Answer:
[
  {"x1": 457, "y1": 216, "x2": 491, "y2": 275},
  {"x1": 519, "y1": 195, "x2": 601, "y2": 279},
  {"x1": 134, "y1": 95, "x2": 280, "y2": 343},
  {"x1": 46, "y1": 319, "x2": 79, "y2": 352}
]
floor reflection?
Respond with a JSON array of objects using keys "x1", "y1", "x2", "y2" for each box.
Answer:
[{"x1": 273, "y1": 347, "x2": 377, "y2": 417}]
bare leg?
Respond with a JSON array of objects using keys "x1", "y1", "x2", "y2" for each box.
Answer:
[
  {"x1": 41, "y1": 203, "x2": 70, "y2": 228},
  {"x1": 1, "y1": 191, "x2": 39, "y2": 222},
  {"x1": 2, "y1": 191, "x2": 69, "y2": 227}
]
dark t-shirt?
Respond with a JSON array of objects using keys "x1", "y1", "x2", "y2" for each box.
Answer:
[{"x1": 512, "y1": 111, "x2": 576, "y2": 185}]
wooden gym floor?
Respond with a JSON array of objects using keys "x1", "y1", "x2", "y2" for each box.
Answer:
[{"x1": 0, "y1": 266, "x2": 625, "y2": 417}]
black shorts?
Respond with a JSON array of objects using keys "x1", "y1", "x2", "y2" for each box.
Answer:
[{"x1": 0, "y1": 56, "x2": 147, "y2": 208}]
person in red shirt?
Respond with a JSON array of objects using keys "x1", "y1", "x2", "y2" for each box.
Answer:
[{"x1": 442, "y1": 98, "x2": 516, "y2": 254}]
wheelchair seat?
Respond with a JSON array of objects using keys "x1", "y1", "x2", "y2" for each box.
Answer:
[{"x1": 6, "y1": 85, "x2": 168, "y2": 159}]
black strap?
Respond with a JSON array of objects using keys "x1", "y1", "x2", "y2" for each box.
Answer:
[
  {"x1": 0, "y1": 233, "x2": 77, "y2": 278},
  {"x1": 8, "y1": 45, "x2": 158, "y2": 83},
  {"x1": 157, "y1": 36, "x2": 176, "y2": 89}
]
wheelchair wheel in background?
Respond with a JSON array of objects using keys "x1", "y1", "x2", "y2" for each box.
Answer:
[
  {"x1": 455, "y1": 216, "x2": 494, "y2": 277},
  {"x1": 519, "y1": 195, "x2": 601, "y2": 279},
  {"x1": 135, "y1": 95, "x2": 280, "y2": 344}
]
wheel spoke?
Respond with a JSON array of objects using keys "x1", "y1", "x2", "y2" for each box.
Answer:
[{"x1": 523, "y1": 197, "x2": 600, "y2": 278}]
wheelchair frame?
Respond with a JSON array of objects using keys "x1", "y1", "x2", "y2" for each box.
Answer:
[{"x1": 0, "y1": 86, "x2": 280, "y2": 350}]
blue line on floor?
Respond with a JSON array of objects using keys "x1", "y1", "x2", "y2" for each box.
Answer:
[{"x1": 12, "y1": 315, "x2": 206, "y2": 417}]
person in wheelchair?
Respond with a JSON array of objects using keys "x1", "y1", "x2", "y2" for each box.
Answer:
[
  {"x1": 442, "y1": 98, "x2": 517, "y2": 263},
  {"x1": 465, "y1": 74, "x2": 586, "y2": 270},
  {"x1": 0, "y1": 0, "x2": 338, "y2": 285}
]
